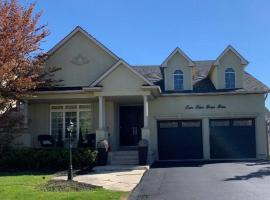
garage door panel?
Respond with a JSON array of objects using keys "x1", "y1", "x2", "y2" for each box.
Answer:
[
  {"x1": 158, "y1": 125, "x2": 180, "y2": 160},
  {"x1": 210, "y1": 119, "x2": 256, "y2": 159},
  {"x1": 158, "y1": 120, "x2": 203, "y2": 160}
]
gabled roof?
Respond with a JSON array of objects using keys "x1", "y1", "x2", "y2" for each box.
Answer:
[
  {"x1": 47, "y1": 26, "x2": 119, "y2": 60},
  {"x1": 133, "y1": 61, "x2": 270, "y2": 94},
  {"x1": 214, "y1": 45, "x2": 249, "y2": 66},
  {"x1": 90, "y1": 60, "x2": 154, "y2": 87},
  {"x1": 161, "y1": 47, "x2": 195, "y2": 67}
]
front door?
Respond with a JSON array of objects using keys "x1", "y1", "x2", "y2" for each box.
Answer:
[{"x1": 120, "y1": 106, "x2": 143, "y2": 146}]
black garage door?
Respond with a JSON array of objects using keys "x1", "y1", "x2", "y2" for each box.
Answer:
[
  {"x1": 158, "y1": 120, "x2": 203, "y2": 160},
  {"x1": 210, "y1": 118, "x2": 256, "y2": 159}
]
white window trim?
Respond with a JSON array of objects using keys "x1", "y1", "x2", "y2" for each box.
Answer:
[
  {"x1": 174, "y1": 70, "x2": 184, "y2": 91},
  {"x1": 50, "y1": 104, "x2": 93, "y2": 140},
  {"x1": 225, "y1": 68, "x2": 236, "y2": 89}
]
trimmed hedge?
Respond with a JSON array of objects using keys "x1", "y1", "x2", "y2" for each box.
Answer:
[{"x1": 0, "y1": 148, "x2": 97, "y2": 171}]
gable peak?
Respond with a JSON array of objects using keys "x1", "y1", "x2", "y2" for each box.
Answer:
[
  {"x1": 214, "y1": 45, "x2": 249, "y2": 66},
  {"x1": 162, "y1": 47, "x2": 195, "y2": 67},
  {"x1": 47, "y1": 26, "x2": 119, "y2": 60}
]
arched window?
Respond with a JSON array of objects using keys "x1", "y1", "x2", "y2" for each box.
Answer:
[
  {"x1": 174, "y1": 70, "x2": 184, "y2": 91},
  {"x1": 225, "y1": 68, "x2": 235, "y2": 89}
]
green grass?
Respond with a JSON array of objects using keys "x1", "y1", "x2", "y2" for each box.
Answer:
[{"x1": 0, "y1": 172, "x2": 128, "y2": 200}]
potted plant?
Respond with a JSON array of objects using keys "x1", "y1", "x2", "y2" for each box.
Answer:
[
  {"x1": 97, "y1": 139, "x2": 109, "y2": 165},
  {"x1": 138, "y1": 139, "x2": 148, "y2": 165}
]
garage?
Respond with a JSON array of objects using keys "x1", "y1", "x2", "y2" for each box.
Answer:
[
  {"x1": 158, "y1": 120, "x2": 203, "y2": 160},
  {"x1": 210, "y1": 118, "x2": 256, "y2": 159}
]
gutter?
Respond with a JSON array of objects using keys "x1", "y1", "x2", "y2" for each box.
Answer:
[{"x1": 161, "y1": 91, "x2": 269, "y2": 97}]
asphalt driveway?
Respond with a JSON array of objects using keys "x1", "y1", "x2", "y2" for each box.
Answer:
[{"x1": 129, "y1": 161, "x2": 270, "y2": 200}]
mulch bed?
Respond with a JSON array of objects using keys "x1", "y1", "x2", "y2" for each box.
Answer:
[{"x1": 39, "y1": 180, "x2": 101, "y2": 192}]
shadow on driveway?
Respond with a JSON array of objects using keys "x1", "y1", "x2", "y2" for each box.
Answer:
[
  {"x1": 150, "y1": 160, "x2": 254, "y2": 168},
  {"x1": 224, "y1": 166, "x2": 270, "y2": 181},
  {"x1": 129, "y1": 160, "x2": 270, "y2": 200}
]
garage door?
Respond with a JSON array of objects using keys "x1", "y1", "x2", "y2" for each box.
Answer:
[
  {"x1": 210, "y1": 118, "x2": 256, "y2": 159},
  {"x1": 158, "y1": 120, "x2": 203, "y2": 160}
]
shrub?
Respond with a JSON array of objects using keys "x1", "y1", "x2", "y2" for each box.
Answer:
[{"x1": 0, "y1": 148, "x2": 97, "y2": 171}]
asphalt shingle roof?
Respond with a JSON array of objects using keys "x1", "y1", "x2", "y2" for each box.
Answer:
[{"x1": 133, "y1": 61, "x2": 269, "y2": 94}]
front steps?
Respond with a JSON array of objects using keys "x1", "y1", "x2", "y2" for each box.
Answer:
[{"x1": 110, "y1": 150, "x2": 139, "y2": 165}]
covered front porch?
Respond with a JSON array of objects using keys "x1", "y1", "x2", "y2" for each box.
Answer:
[
  {"x1": 25, "y1": 91, "x2": 152, "y2": 150},
  {"x1": 95, "y1": 93, "x2": 151, "y2": 152}
]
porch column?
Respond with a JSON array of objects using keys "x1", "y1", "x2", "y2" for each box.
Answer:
[
  {"x1": 143, "y1": 95, "x2": 149, "y2": 128},
  {"x1": 142, "y1": 95, "x2": 151, "y2": 163},
  {"x1": 96, "y1": 96, "x2": 108, "y2": 146},
  {"x1": 98, "y1": 96, "x2": 105, "y2": 129}
]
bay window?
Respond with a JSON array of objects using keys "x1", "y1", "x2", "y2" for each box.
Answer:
[{"x1": 50, "y1": 104, "x2": 93, "y2": 140}]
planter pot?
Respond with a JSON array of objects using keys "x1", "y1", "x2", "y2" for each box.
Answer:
[
  {"x1": 97, "y1": 148, "x2": 108, "y2": 165},
  {"x1": 138, "y1": 146, "x2": 148, "y2": 165}
]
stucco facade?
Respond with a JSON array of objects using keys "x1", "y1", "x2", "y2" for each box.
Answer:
[{"x1": 17, "y1": 26, "x2": 269, "y2": 163}]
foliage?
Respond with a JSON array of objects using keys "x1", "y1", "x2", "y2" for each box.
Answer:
[
  {"x1": 0, "y1": 172, "x2": 127, "y2": 200},
  {"x1": 0, "y1": 148, "x2": 97, "y2": 171},
  {"x1": 0, "y1": 0, "x2": 60, "y2": 150}
]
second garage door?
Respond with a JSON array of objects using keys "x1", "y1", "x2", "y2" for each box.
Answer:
[
  {"x1": 158, "y1": 120, "x2": 203, "y2": 160},
  {"x1": 210, "y1": 118, "x2": 256, "y2": 159}
]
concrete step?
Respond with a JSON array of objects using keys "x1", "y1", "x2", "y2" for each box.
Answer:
[
  {"x1": 112, "y1": 154, "x2": 139, "y2": 159},
  {"x1": 113, "y1": 150, "x2": 138, "y2": 156},
  {"x1": 110, "y1": 150, "x2": 139, "y2": 165},
  {"x1": 111, "y1": 160, "x2": 139, "y2": 165}
]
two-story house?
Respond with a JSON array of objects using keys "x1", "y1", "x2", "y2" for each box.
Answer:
[{"x1": 17, "y1": 26, "x2": 269, "y2": 164}]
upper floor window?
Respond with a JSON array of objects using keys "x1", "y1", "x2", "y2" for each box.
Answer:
[
  {"x1": 174, "y1": 70, "x2": 184, "y2": 91},
  {"x1": 225, "y1": 68, "x2": 235, "y2": 89}
]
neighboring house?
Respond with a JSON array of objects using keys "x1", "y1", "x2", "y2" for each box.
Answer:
[{"x1": 18, "y1": 26, "x2": 269, "y2": 164}]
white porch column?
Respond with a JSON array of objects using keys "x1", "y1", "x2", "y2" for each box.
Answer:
[
  {"x1": 143, "y1": 95, "x2": 149, "y2": 128},
  {"x1": 202, "y1": 118, "x2": 210, "y2": 159},
  {"x1": 142, "y1": 95, "x2": 151, "y2": 163},
  {"x1": 98, "y1": 96, "x2": 105, "y2": 129},
  {"x1": 96, "y1": 96, "x2": 108, "y2": 146}
]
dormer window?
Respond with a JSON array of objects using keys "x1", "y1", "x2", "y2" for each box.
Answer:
[
  {"x1": 225, "y1": 68, "x2": 235, "y2": 89},
  {"x1": 174, "y1": 70, "x2": 184, "y2": 91}
]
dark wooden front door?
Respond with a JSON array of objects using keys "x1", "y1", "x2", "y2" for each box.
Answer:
[{"x1": 120, "y1": 106, "x2": 143, "y2": 146}]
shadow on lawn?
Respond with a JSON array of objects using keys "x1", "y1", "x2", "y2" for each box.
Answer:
[{"x1": 224, "y1": 166, "x2": 270, "y2": 181}]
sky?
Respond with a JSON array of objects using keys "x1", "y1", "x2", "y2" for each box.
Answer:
[{"x1": 21, "y1": 0, "x2": 270, "y2": 108}]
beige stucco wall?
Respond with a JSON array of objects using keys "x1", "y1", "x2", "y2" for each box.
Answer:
[
  {"x1": 164, "y1": 52, "x2": 193, "y2": 91},
  {"x1": 45, "y1": 31, "x2": 117, "y2": 87},
  {"x1": 148, "y1": 93, "x2": 267, "y2": 160},
  {"x1": 28, "y1": 103, "x2": 50, "y2": 147},
  {"x1": 100, "y1": 64, "x2": 146, "y2": 93},
  {"x1": 210, "y1": 50, "x2": 244, "y2": 89}
]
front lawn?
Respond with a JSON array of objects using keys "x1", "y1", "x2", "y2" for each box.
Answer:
[{"x1": 0, "y1": 172, "x2": 128, "y2": 200}]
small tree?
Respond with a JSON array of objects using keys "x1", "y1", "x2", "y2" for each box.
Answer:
[{"x1": 0, "y1": 0, "x2": 60, "y2": 151}]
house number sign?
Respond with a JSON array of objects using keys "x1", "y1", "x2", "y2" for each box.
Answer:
[{"x1": 185, "y1": 104, "x2": 226, "y2": 110}]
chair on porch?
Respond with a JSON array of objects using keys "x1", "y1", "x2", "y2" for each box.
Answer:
[{"x1": 38, "y1": 135, "x2": 55, "y2": 147}]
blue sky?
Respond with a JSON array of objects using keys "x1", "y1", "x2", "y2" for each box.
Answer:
[{"x1": 21, "y1": 0, "x2": 270, "y2": 108}]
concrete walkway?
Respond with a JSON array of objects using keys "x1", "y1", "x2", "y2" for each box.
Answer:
[{"x1": 54, "y1": 165, "x2": 148, "y2": 192}]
